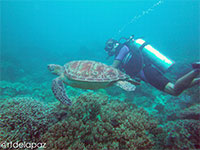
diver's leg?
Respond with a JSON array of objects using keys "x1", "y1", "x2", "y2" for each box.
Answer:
[
  {"x1": 164, "y1": 82, "x2": 177, "y2": 96},
  {"x1": 174, "y1": 69, "x2": 200, "y2": 91},
  {"x1": 164, "y1": 69, "x2": 200, "y2": 96}
]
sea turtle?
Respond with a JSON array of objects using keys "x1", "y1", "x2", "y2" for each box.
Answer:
[{"x1": 48, "y1": 60, "x2": 140, "y2": 106}]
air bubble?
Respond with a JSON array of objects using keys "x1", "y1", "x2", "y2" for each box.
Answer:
[{"x1": 113, "y1": 0, "x2": 164, "y2": 38}]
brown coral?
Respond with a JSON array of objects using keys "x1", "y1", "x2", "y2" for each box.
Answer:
[
  {"x1": 41, "y1": 92, "x2": 163, "y2": 149},
  {"x1": 163, "y1": 119, "x2": 200, "y2": 150},
  {"x1": 0, "y1": 97, "x2": 54, "y2": 143}
]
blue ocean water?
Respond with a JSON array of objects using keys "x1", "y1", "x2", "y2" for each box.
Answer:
[
  {"x1": 1, "y1": 0, "x2": 199, "y2": 81},
  {"x1": 1, "y1": 1, "x2": 200, "y2": 149}
]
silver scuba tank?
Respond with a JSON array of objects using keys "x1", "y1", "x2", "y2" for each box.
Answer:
[{"x1": 131, "y1": 38, "x2": 175, "y2": 72}]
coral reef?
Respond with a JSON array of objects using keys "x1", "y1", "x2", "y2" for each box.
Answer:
[
  {"x1": 176, "y1": 104, "x2": 200, "y2": 120},
  {"x1": 0, "y1": 80, "x2": 85, "y2": 104},
  {"x1": 163, "y1": 119, "x2": 200, "y2": 150},
  {"x1": 184, "y1": 86, "x2": 200, "y2": 104},
  {"x1": 41, "y1": 92, "x2": 165, "y2": 149},
  {"x1": 167, "y1": 103, "x2": 200, "y2": 121},
  {"x1": 0, "y1": 97, "x2": 54, "y2": 143},
  {"x1": 0, "y1": 68, "x2": 199, "y2": 149},
  {"x1": 0, "y1": 81, "x2": 29, "y2": 100}
]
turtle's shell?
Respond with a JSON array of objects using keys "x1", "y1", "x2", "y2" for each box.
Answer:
[{"x1": 64, "y1": 60, "x2": 128, "y2": 82}]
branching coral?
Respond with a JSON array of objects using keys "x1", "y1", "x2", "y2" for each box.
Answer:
[
  {"x1": 41, "y1": 92, "x2": 164, "y2": 149},
  {"x1": 163, "y1": 119, "x2": 200, "y2": 150},
  {"x1": 0, "y1": 97, "x2": 54, "y2": 143}
]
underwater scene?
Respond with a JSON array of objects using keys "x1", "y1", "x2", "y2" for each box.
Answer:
[{"x1": 0, "y1": 0, "x2": 200, "y2": 149}]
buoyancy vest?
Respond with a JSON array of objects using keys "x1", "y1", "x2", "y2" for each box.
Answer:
[{"x1": 115, "y1": 42, "x2": 145, "y2": 77}]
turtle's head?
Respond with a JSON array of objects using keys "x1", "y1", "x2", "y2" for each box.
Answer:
[{"x1": 48, "y1": 64, "x2": 63, "y2": 76}]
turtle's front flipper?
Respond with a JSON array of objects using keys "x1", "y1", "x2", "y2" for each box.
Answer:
[
  {"x1": 52, "y1": 77, "x2": 72, "y2": 106},
  {"x1": 127, "y1": 78, "x2": 140, "y2": 85},
  {"x1": 115, "y1": 81, "x2": 136, "y2": 91}
]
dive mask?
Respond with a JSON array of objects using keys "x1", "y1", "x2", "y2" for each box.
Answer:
[
  {"x1": 104, "y1": 39, "x2": 118, "y2": 56},
  {"x1": 104, "y1": 42, "x2": 115, "y2": 52}
]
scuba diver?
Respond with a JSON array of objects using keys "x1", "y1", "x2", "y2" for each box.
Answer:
[{"x1": 104, "y1": 35, "x2": 200, "y2": 96}]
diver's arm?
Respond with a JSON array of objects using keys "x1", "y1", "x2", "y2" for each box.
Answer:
[
  {"x1": 112, "y1": 60, "x2": 121, "y2": 68},
  {"x1": 112, "y1": 45, "x2": 129, "y2": 68}
]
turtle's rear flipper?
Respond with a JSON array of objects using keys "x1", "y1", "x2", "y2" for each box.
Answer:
[
  {"x1": 52, "y1": 77, "x2": 72, "y2": 106},
  {"x1": 115, "y1": 81, "x2": 136, "y2": 91}
]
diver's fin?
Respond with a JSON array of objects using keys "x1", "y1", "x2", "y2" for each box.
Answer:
[{"x1": 192, "y1": 61, "x2": 200, "y2": 69}]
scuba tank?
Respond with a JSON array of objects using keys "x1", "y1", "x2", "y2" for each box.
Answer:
[{"x1": 124, "y1": 36, "x2": 175, "y2": 73}]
